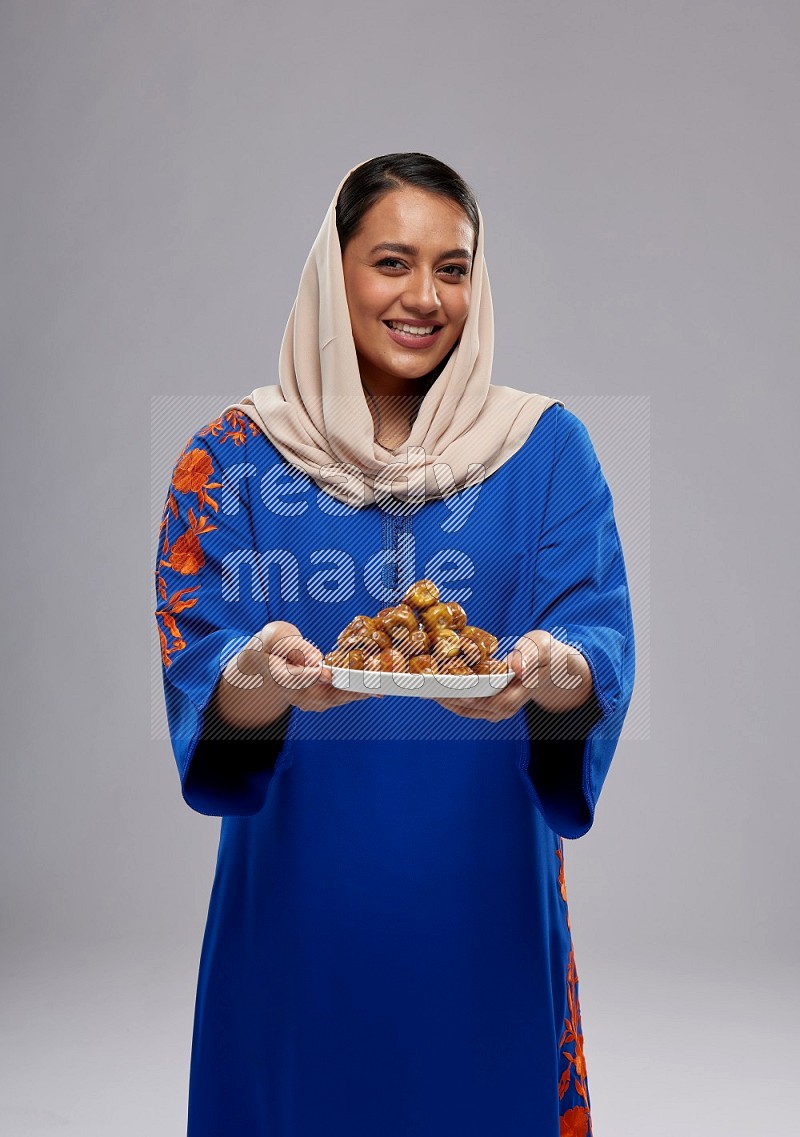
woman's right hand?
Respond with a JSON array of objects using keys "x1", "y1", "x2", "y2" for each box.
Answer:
[{"x1": 219, "y1": 620, "x2": 373, "y2": 720}]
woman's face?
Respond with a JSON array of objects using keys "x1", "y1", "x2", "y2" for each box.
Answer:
[{"x1": 341, "y1": 187, "x2": 474, "y2": 395}]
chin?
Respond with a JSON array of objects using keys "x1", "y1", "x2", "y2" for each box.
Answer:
[
  {"x1": 425, "y1": 344, "x2": 457, "y2": 380},
  {"x1": 397, "y1": 344, "x2": 456, "y2": 378}
]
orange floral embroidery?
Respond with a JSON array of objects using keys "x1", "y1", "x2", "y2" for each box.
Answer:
[
  {"x1": 166, "y1": 527, "x2": 205, "y2": 575},
  {"x1": 197, "y1": 410, "x2": 259, "y2": 448},
  {"x1": 560, "y1": 1105, "x2": 590, "y2": 1137},
  {"x1": 173, "y1": 448, "x2": 214, "y2": 493},
  {"x1": 555, "y1": 843, "x2": 569, "y2": 908},
  {"x1": 155, "y1": 410, "x2": 255, "y2": 668},
  {"x1": 556, "y1": 840, "x2": 593, "y2": 1135}
]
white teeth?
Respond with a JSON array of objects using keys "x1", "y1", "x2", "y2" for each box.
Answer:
[{"x1": 387, "y1": 321, "x2": 437, "y2": 336}]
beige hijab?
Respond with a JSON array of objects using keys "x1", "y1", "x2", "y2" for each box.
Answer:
[{"x1": 225, "y1": 161, "x2": 562, "y2": 509}]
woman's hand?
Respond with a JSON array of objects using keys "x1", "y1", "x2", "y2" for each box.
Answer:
[
  {"x1": 431, "y1": 630, "x2": 594, "y2": 722},
  {"x1": 215, "y1": 621, "x2": 373, "y2": 729}
]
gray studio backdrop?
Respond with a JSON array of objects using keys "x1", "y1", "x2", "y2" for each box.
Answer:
[{"x1": 2, "y1": 2, "x2": 798, "y2": 1135}]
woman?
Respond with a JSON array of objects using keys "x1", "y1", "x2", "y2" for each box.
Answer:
[{"x1": 155, "y1": 153, "x2": 635, "y2": 1137}]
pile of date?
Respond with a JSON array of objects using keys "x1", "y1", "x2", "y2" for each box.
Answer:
[{"x1": 323, "y1": 578, "x2": 510, "y2": 677}]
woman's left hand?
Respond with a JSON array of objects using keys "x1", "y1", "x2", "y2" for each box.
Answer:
[{"x1": 431, "y1": 629, "x2": 594, "y2": 721}]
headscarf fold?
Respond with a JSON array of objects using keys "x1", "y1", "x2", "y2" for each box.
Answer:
[{"x1": 225, "y1": 160, "x2": 562, "y2": 509}]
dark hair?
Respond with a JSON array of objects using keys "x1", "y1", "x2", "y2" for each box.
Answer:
[{"x1": 335, "y1": 152, "x2": 479, "y2": 255}]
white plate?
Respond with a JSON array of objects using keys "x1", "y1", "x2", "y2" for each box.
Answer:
[{"x1": 329, "y1": 666, "x2": 512, "y2": 699}]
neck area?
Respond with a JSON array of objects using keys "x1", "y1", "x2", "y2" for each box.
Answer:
[{"x1": 362, "y1": 383, "x2": 424, "y2": 450}]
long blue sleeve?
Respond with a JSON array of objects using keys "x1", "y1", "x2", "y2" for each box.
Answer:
[
  {"x1": 518, "y1": 410, "x2": 635, "y2": 839},
  {"x1": 154, "y1": 416, "x2": 293, "y2": 816}
]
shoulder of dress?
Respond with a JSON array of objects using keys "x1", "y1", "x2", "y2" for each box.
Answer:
[
  {"x1": 163, "y1": 411, "x2": 270, "y2": 500},
  {"x1": 545, "y1": 401, "x2": 588, "y2": 435},
  {"x1": 500, "y1": 402, "x2": 596, "y2": 480},
  {"x1": 183, "y1": 409, "x2": 262, "y2": 455},
  {"x1": 538, "y1": 402, "x2": 596, "y2": 458},
  {"x1": 512, "y1": 399, "x2": 566, "y2": 458}
]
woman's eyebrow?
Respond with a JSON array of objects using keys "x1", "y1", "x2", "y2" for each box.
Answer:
[{"x1": 369, "y1": 242, "x2": 473, "y2": 262}]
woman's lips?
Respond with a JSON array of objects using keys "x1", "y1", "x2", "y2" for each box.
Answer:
[{"x1": 383, "y1": 321, "x2": 443, "y2": 350}]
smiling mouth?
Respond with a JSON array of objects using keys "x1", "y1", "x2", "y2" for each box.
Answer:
[{"x1": 383, "y1": 320, "x2": 443, "y2": 338}]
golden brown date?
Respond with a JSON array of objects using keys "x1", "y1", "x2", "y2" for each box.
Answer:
[
  {"x1": 475, "y1": 658, "x2": 512, "y2": 675},
  {"x1": 323, "y1": 645, "x2": 368, "y2": 670},
  {"x1": 390, "y1": 627, "x2": 430, "y2": 659},
  {"x1": 336, "y1": 615, "x2": 378, "y2": 645},
  {"x1": 444, "y1": 601, "x2": 467, "y2": 631},
  {"x1": 459, "y1": 636, "x2": 486, "y2": 668},
  {"x1": 338, "y1": 627, "x2": 391, "y2": 654},
  {"x1": 375, "y1": 604, "x2": 419, "y2": 635},
  {"x1": 461, "y1": 626, "x2": 499, "y2": 657},
  {"x1": 420, "y1": 603, "x2": 456, "y2": 633},
  {"x1": 324, "y1": 580, "x2": 506, "y2": 678},
  {"x1": 362, "y1": 647, "x2": 406, "y2": 673},
  {"x1": 402, "y1": 578, "x2": 440, "y2": 610},
  {"x1": 429, "y1": 627, "x2": 462, "y2": 662}
]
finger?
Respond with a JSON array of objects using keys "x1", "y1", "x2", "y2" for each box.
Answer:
[
  {"x1": 321, "y1": 668, "x2": 381, "y2": 696},
  {"x1": 268, "y1": 650, "x2": 323, "y2": 691},
  {"x1": 268, "y1": 632, "x2": 323, "y2": 664},
  {"x1": 227, "y1": 645, "x2": 269, "y2": 682},
  {"x1": 507, "y1": 647, "x2": 542, "y2": 689}
]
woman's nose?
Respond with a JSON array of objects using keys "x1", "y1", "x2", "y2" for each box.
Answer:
[{"x1": 402, "y1": 271, "x2": 441, "y2": 315}]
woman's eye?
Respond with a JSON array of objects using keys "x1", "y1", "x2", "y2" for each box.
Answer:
[{"x1": 375, "y1": 258, "x2": 467, "y2": 277}]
